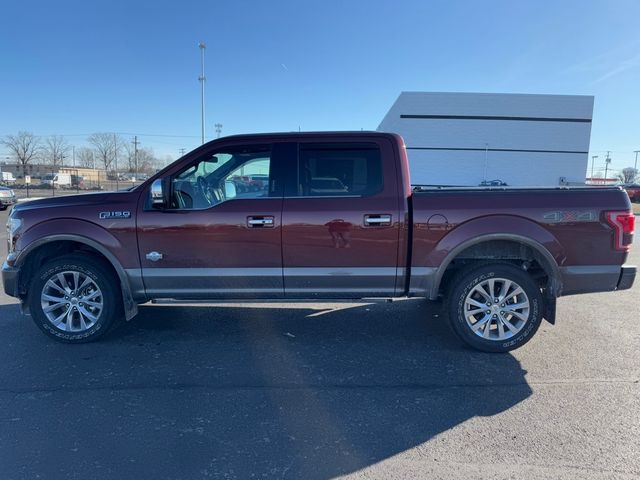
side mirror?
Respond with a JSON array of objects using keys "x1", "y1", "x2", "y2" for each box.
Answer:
[
  {"x1": 150, "y1": 179, "x2": 165, "y2": 207},
  {"x1": 224, "y1": 180, "x2": 237, "y2": 199}
]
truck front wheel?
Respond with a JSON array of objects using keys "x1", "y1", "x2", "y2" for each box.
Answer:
[
  {"x1": 28, "y1": 254, "x2": 121, "y2": 343},
  {"x1": 447, "y1": 263, "x2": 544, "y2": 353}
]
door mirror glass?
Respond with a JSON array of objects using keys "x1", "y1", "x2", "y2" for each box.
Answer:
[
  {"x1": 150, "y1": 179, "x2": 165, "y2": 207},
  {"x1": 224, "y1": 180, "x2": 237, "y2": 199}
]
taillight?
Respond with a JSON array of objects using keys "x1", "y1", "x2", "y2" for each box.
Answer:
[{"x1": 605, "y1": 211, "x2": 635, "y2": 251}]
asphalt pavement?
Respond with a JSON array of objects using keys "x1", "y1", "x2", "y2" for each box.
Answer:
[{"x1": 0, "y1": 208, "x2": 638, "y2": 479}]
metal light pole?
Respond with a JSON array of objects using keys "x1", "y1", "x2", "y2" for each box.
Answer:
[
  {"x1": 483, "y1": 143, "x2": 489, "y2": 183},
  {"x1": 634, "y1": 150, "x2": 639, "y2": 177},
  {"x1": 591, "y1": 155, "x2": 598, "y2": 182},
  {"x1": 199, "y1": 42, "x2": 206, "y2": 145}
]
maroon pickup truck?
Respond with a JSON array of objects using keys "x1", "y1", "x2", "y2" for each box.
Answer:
[{"x1": 2, "y1": 132, "x2": 636, "y2": 352}]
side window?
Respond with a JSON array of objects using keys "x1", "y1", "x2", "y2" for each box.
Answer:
[
  {"x1": 297, "y1": 143, "x2": 383, "y2": 197},
  {"x1": 170, "y1": 145, "x2": 272, "y2": 210}
]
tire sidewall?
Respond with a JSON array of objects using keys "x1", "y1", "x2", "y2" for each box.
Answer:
[
  {"x1": 29, "y1": 256, "x2": 118, "y2": 343},
  {"x1": 449, "y1": 264, "x2": 543, "y2": 353}
]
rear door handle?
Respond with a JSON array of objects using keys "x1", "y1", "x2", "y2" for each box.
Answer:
[
  {"x1": 364, "y1": 214, "x2": 392, "y2": 226},
  {"x1": 247, "y1": 215, "x2": 274, "y2": 228}
]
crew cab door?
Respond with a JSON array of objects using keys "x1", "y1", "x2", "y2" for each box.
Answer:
[
  {"x1": 136, "y1": 142, "x2": 287, "y2": 299},
  {"x1": 282, "y1": 137, "x2": 402, "y2": 297}
]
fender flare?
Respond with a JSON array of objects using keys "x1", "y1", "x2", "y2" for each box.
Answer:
[
  {"x1": 15, "y1": 234, "x2": 139, "y2": 320},
  {"x1": 428, "y1": 233, "x2": 562, "y2": 300}
]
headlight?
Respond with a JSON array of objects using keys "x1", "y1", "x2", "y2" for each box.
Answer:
[{"x1": 7, "y1": 216, "x2": 22, "y2": 254}]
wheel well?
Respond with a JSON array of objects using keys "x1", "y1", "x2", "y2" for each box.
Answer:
[
  {"x1": 18, "y1": 240, "x2": 120, "y2": 299},
  {"x1": 438, "y1": 240, "x2": 554, "y2": 297}
]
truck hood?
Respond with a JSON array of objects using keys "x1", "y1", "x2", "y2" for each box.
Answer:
[{"x1": 12, "y1": 190, "x2": 139, "y2": 213}]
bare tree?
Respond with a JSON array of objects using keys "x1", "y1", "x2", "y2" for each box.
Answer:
[
  {"x1": 88, "y1": 133, "x2": 123, "y2": 172},
  {"x1": 1, "y1": 131, "x2": 41, "y2": 176},
  {"x1": 76, "y1": 147, "x2": 95, "y2": 168},
  {"x1": 620, "y1": 167, "x2": 638, "y2": 184},
  {"x1": 44, "y1": 135, "x2": 71, "y2": 167},
  {"x1": 136, "y1": 147, "x2": 156, "y2": 173},
  {"x1": 122, "y1": 141, "x2": 138, "y2": 173}
]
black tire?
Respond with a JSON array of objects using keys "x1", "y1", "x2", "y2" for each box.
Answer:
[
  {"x1": 28, "y1": 254, "x2": 122, "y2": 343},
  {"x1": 447, "y1": 263, "x2": 544, "y2": 353}
]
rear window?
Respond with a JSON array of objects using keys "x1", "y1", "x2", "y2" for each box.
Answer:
[{"x1": 297, "y1": 143, "x2": 383, "y2": 197}]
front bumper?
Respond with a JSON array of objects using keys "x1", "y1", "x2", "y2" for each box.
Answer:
[
  {"x1": 617, "y1": 265, "x2": 636, "y2": 291},
  {"x1": 2, "y1": 261, "x2": 19, "y2": 298}
]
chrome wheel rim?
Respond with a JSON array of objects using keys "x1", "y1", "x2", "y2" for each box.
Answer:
[
  {"x1": 464, "y1": 277, "x2": 530, "y2": 341},
  {"x1": 41, "y1": 270, "x2": 103, "y2": 332}
]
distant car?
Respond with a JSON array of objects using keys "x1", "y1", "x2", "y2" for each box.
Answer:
[
  {"x1": 248, "y1": 174, "x2": 269, "y2": 191},
  {"x1": 623, "y1": 184, "x2": 640, "y2": 202},
  {"x1": 71, "y1": 175, "x2": 85, "y2": 189},
  {"x1": 479, "y1": 179, "x2": 508, "y2": 187},
  {"x1": 0, "y1": 186, "x2": 17, "y2": 210}
]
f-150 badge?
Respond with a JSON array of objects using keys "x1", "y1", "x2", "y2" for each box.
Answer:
[{"x1": 99, "y1": 211, "x2": 131, "y2": 219}]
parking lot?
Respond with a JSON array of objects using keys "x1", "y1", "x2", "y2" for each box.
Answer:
[{"x1": 0, "y1": 207, "x2": 638, "y2": 479}]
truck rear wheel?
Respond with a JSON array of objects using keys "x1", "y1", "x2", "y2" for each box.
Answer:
[
  {"x1": 447, "y1": 263, "x2": 544, "y2": 353},
  {"x1": 28, "y1": 254, "x2": 121, "y2": 343}
]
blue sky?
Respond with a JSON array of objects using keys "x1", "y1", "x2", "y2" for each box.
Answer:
[{"x1": 1, "y1": 0, "x2": 639, "y2": 173}]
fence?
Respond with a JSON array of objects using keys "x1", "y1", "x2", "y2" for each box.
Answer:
[{"x1": 6, "y1": 167, "x2": 146, "y2": 199}]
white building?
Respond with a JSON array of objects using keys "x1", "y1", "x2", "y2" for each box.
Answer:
[{"x1": 377, "y1": 92, "x2": 594, "y2": 186}]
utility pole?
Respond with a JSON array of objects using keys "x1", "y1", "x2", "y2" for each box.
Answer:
[
  {"x1": 132, "y1": 136, "x2": 140, "y2": 177},
  {"x1": 604, "y1": 151, "x2": 611, "y2": 183},
  {"x1": 179, "y1": 148, "x2": 186, "y2": 157},
  {"x1": 113, "y1": 133, "x2": 119, "y2": 190},
  {"x1": 214, "y1": 123, "x2": 223, "y2": 138},
  {"x1": 72, "y1": 145, "x2": 75, "y2": 168},
  {"x1": 199, "y1": 41, "x2": 206, "y2": 145},
  {"x1": 591, "y1": 155, "x2": 598, "y2": 182},
  {"x1": 634, "y1": 150, "x2": 639, "y2": 176}
]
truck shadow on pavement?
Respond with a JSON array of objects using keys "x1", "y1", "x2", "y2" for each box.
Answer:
[{"x1": 0, "y1": 300, "x2": 532, "y2": 479}]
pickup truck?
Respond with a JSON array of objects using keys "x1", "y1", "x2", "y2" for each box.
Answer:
[{"x1": 2, "y1": 132, "x2": 636, "y2": 352}]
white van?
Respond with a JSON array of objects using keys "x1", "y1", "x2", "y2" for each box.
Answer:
[
  {"x1": 1, "y1": 171, "x2": 16, "y2": 183},
  {"x1": 41, "y1": 173, "x2": 72, "y2": 188}
]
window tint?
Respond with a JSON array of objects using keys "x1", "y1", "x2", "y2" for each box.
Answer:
[
  {"x1": 297, "y1": 143, "x2": 383, "y2": 197},
  {"x1": 170, "y1": 145, "x2": 271, "y2": 209}
]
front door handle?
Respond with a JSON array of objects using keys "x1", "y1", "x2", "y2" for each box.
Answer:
[
  {"x1": 247, "y1": 216, "x2": 274, "y2": 228},
  {"x1": 364, "y1": 214, "x2": 392, "y2": 226}
]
